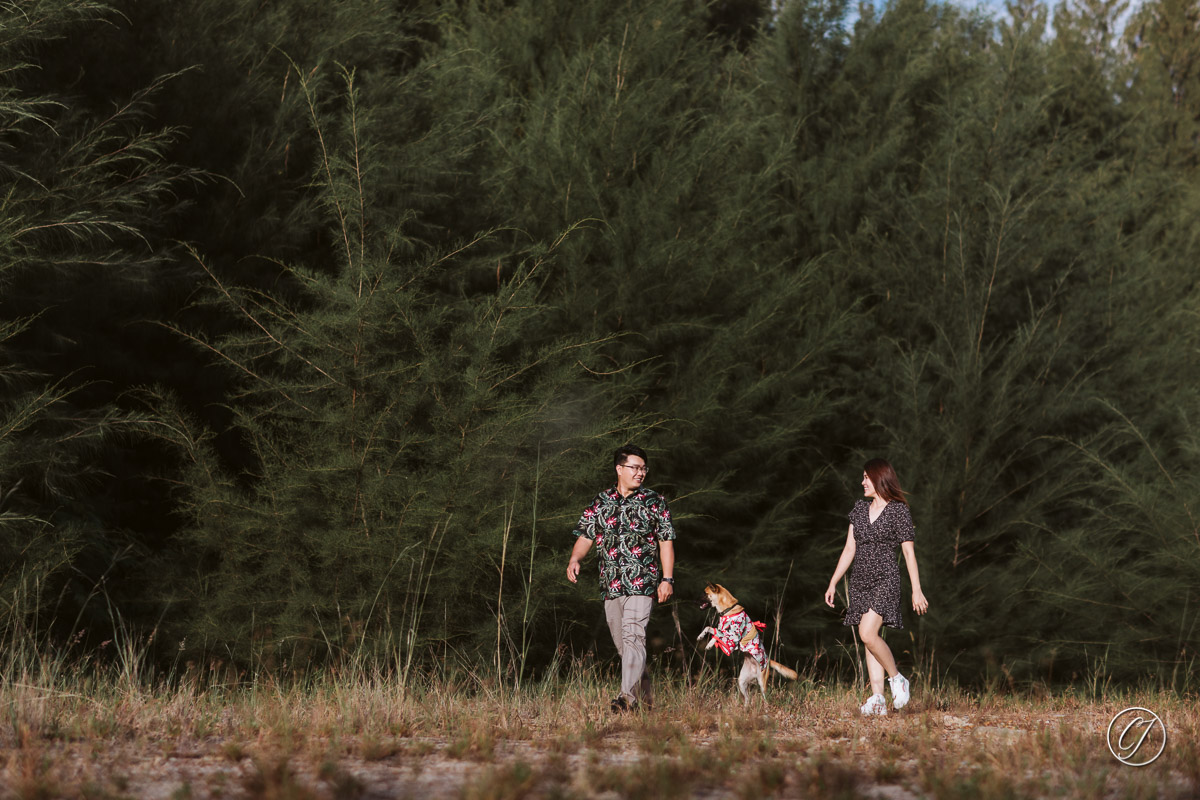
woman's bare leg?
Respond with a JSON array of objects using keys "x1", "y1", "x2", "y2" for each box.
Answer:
[
  {"x1": 858, "y1": 609, "x2": 898, "y2": 698},
  {"x1": 864, "y1": 643, "x2": 887, "y2": 698}
]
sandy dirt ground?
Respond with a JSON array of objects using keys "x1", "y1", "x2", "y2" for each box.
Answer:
[{"x1": 1, "y1": 704, "x2": 1191, "y2": 799}]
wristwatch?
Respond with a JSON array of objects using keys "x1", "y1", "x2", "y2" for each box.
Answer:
[{"x1": 661, "y1": 577, "x2": 674, "y2": 585}]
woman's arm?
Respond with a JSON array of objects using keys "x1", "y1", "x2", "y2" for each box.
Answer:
[
  {"x1": 824, "y1": 525, "x2": 856, "y2": 607},
  {"x1": 900, "y1": 540, "x2": 928, "y2": 614}
]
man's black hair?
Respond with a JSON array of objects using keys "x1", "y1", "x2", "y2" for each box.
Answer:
[{"x1": 613, "y1": 444, "x2": 648, "y2": 468}]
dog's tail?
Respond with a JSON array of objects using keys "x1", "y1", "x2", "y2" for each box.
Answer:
[{"x1": 769, "y1": 660, "x2": 798, "y2": 681}]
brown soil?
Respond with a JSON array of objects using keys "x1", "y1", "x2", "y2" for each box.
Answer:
[{"x1": 2, "y1": 703, "x2": 1192, "y2": 799}]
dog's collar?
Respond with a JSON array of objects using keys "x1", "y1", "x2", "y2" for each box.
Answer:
[{"x1": 717, "y1": 603, "x2": 740, "y2": 616}]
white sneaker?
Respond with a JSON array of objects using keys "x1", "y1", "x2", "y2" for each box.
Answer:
[
  {"x1": 890, "y1": 673, "x2": 910, "y2": 710},
  {"x1": 860, "y1": 693, "x2": 888, "y2": 716}
]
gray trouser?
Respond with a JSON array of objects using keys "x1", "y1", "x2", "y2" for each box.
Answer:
[{"x1": 604, "y1": 594, "x2": 654, "y2": 703}]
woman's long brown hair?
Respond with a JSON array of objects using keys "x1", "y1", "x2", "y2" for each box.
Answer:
[{"x1": 864, "y1": 458, "x2": 907, "y2": 504}]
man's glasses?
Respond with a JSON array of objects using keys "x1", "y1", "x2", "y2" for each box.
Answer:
[{"x1": 618, "y1": 463, "x2": 649, "y2": 475}]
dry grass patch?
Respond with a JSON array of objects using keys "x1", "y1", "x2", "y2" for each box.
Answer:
[{"x1": 0, "y1": 668, "x2": 1197, "y2": 798}]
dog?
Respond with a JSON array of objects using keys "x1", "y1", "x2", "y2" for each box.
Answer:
[{"x1": 697, "y1": 583, "x2": 798, "y2": 706}]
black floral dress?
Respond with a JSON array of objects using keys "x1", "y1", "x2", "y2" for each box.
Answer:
[{"x1": 844, "y1": 500, "x2": 915, "y2": 629}]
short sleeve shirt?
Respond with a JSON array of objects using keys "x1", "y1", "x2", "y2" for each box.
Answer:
[{"x1": 572, "y1": 486, "x2": 676, "y2": 599}]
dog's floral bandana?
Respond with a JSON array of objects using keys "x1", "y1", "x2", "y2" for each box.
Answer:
[
  {"x1": 709, "y1": 610, "x2": 768, "y2": 669},
  {"x1": 573, "y1": 486, "x2": 675, "y2": 599}
]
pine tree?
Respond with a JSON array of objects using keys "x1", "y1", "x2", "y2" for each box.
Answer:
[
  {"x1": 751, "y1": 0, "x2": 1180, "y2": 681},
  {"x1": 428, "y1": 0, "x2": 859, "y2": 666},
  {"x1": 4, "y1": 0, "x2": 1190, "y2": 683},
  {"x1": 1011, "y1": 0, "x2": 1200, "y2": 683},
  {"x1": 0, "y1": 0, "x2": 196, "y2": 633},
  {"x1": 1125, "y1": 0, "x2": 1200, "y2": 167},
  {"x1": 148, "y1": 28, "x2": 636, "y2": 666}
]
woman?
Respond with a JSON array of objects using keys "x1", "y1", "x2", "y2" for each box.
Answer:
[{"x1": 824, "y1": 458, "x2": 929, "y2": 715}]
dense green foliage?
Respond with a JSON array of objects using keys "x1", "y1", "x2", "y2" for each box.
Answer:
[{"x1": 1, "y1": 0, "x2": 1198, "y2": 687}]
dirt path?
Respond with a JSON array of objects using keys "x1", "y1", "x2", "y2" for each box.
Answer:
[{"x1": 1, "y1": 706, "x2": 1192, "y2": 799}]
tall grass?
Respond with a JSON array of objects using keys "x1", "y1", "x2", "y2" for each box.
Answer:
[
  {"x1": 2, "y1": 551, "x2": 1198, "y2": 798},
  {"x1": 1, "y1": 636, "x2": 1195, "y2": 800}
]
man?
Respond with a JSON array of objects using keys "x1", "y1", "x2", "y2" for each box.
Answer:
[{"x1": 567, "y1": 444, "x2": 676, "y2": 712}]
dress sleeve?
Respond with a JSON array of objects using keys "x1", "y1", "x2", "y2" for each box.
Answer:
[{"x1": 896, "y1": 503, "x2": 915, "y2": 543}]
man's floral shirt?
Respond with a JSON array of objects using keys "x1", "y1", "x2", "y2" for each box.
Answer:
[{"x1": 573, "y1": 486, "x2": 675, "y2": 599}]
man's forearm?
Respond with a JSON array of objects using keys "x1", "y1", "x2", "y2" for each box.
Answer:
[
  {"x1": 566, "y1": 536, "x2": 593, "y2": 583},
  {"x1": 569, "y1": 536, "x2": 593, "y2": 563},
  {"x1": 659, "y1": 540, "x2": 674, "y2": 578}
]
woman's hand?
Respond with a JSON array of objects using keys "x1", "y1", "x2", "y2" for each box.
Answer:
[
  {"x1": 824, "y1": 585, "x2": 837, "y2": 608},
  {"x1": 912, "y1": 590, "x2": 929, "y2": 615}
]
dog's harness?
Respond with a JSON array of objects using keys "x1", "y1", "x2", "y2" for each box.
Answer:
[{"x1": 710, "y1": 609, "x2": 768, "y2": 669}]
